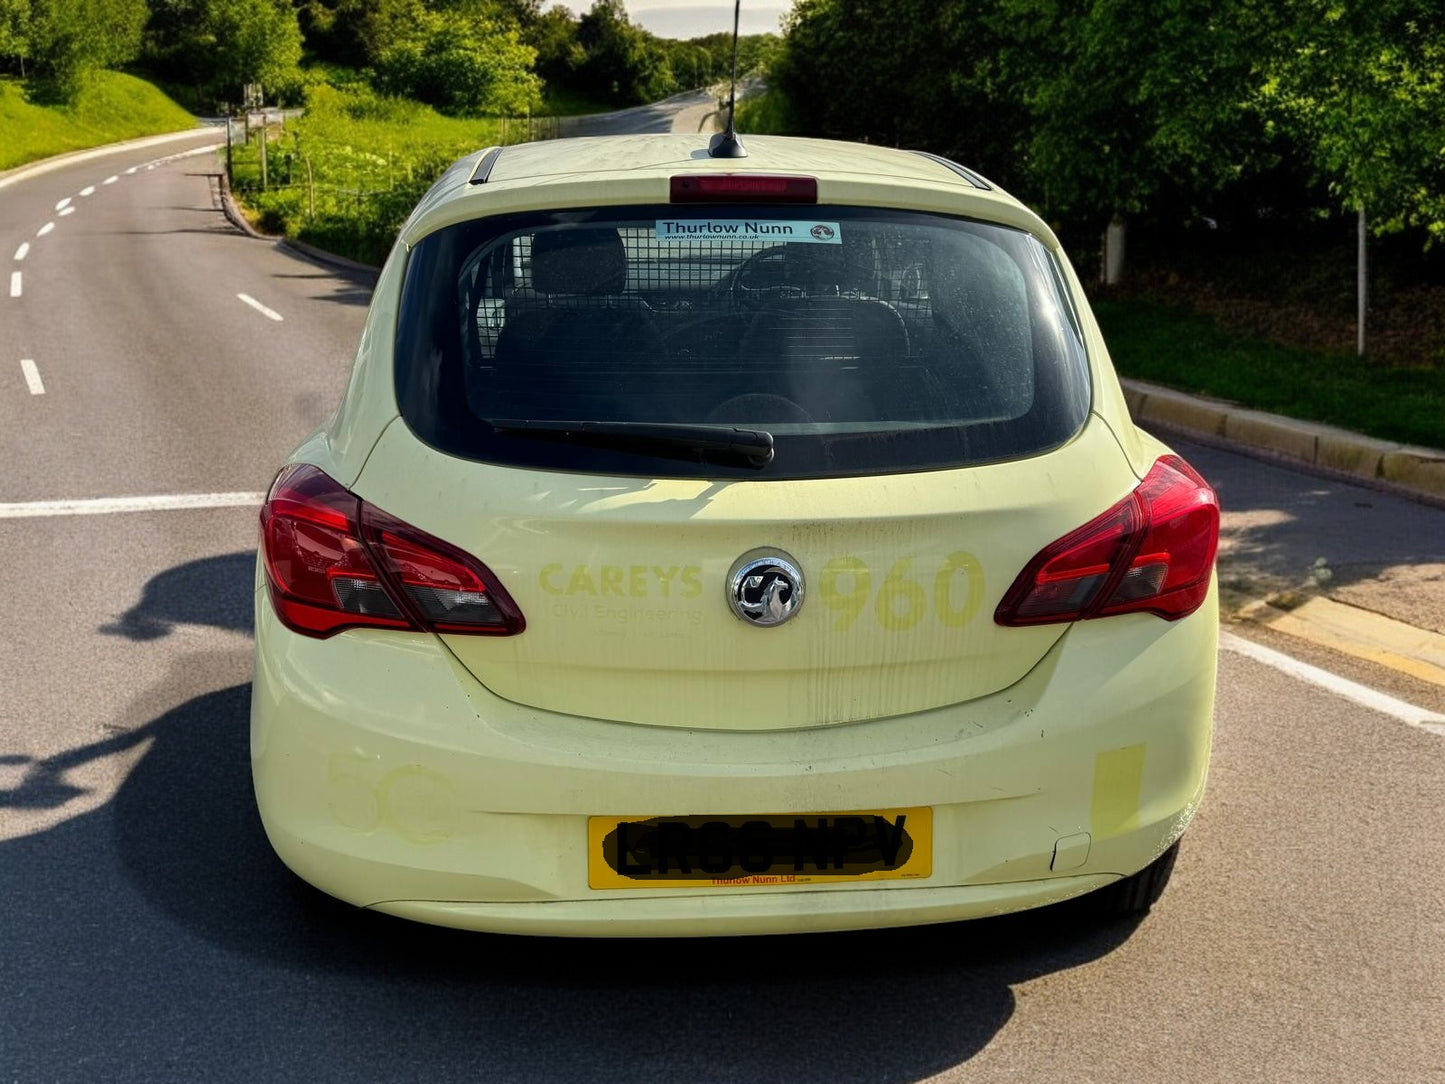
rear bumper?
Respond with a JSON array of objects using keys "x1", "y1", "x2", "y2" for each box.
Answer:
[{"x1": 251, "y1": 582, "x2": 1216, "y2": 936}]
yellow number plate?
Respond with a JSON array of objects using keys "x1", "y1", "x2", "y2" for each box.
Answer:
[{"x1": 587, "y1": 808, "x2": 932, "y2": 890}]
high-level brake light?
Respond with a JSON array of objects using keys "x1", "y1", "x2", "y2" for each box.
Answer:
[
  {"x1": 994, "y1": 456, "x2": 1219, "y2": 626},
  {"x1": 670, "y1": 175, "x2": 818, "y2": 203},
  {"x1": 260, "y1": 464, "x2": 525, "y2": 638}
]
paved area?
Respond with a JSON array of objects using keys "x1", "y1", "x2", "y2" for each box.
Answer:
[{"x1": 2, "y1": 130, "x2": 1442, "y2": 1083}]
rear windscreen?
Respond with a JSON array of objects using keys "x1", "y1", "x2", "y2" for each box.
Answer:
[{"x1": 394, "y1": 205, "x2": 1091, "y2": 479}]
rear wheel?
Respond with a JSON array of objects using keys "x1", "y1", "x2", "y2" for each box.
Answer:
[{"x1": 1088, "y1": 840, "x2": 1180, "y2": 920}]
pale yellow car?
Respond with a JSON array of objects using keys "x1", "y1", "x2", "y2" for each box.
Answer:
[{"x1": 251, "y1": 132, "x2": 1219, "y2": 937}]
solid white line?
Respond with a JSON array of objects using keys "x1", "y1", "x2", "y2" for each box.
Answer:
[
  {"x1": 9, "y1": 271, "x2": 20, "y2": 298},
  {"x1": 19, "y1": 359, "x2": 44, "y2": 395},
  {"x1": 14, "y1": 243, "x2": 28, "y2": 261},
  {"x1": 0, "y1": 130, "x2": 221, "y2": 194},
  {"x1": 1221, "y1": 631, "x2": 1445, "y2": 735},
  {"x1": 55, "y1": 197, "x2": 70, "y2": 210},
  {"x1": 237, "y1": 293, "x2": 283, "y2": 321},
  {"x1": 103, "y1": 175, "x2": 118, "y2": 185},
  {"x1": 37, "y1": 222, "x2": 54, "y2": 236},
  {"x1": 79, "y1": 186, "x2": 95, "y2": 197},
  {"x1": 0, "y1": 492, "x2": 265, "y2": 519},
  {"x1": 152, "y1": 146, "x2": 221, "y2": 165}
]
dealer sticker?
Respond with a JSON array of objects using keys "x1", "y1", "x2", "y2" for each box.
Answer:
[{"x1": 654, "y1": 219, "x2": 842, "y2": 244}]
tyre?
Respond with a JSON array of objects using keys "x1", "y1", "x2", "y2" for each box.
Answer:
[{"x1": 1089, "y1": 840, "x2": 1180, "y2": 920}]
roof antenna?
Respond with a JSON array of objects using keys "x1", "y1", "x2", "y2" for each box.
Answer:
[{"x1": 708, "y1": 0, "x2": 747, "y2": 158}]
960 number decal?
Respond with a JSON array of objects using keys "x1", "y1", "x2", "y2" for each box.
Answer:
[{"x1": 818, "y1": 552, "x2": 985, "y2": 632}]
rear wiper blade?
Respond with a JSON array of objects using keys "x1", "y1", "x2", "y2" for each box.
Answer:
[{"x1": 486, "y1": 419, "x2": 775, "y2": 468}]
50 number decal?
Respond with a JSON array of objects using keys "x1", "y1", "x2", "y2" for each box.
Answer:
[{"x1": 818, "y1": 552, "x2": 985, "y2": 632}]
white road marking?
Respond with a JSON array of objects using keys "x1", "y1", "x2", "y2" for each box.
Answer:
[
  {"x1": 103, "y1": 175, "x2": 118, "y2": 185},
  {"x1": 155, "y1": 145, "x2": 222, "y2": 164},
  {"x1": 37, "y1": 222, "x2": 54, "y2": 237},
  {"x1": 1221, "y1": 631, "x2": 1445, "y2": 736},
  {"x1": 0, "y1": 492, "x2": 265, "y2": 519},
  {"x1": 55, "y1": 197, "x2": 71, "y2": 211},
  {"x1": 125, "y1": 167, "x2": 137, "y2": 175},
  {"x1": 79, "y1": 186, "x2": 95, "y2": 197},
  {"x1": 237, "y1": 293, "x2": 284, "y2": 321},
  {"x1": 14, "y1": 243, "x2": 28, "y2": 261},
  {"x1": 9, "y1": 271, "x2": 20, "y2": 298},
  {"x1": 0, "y1": 131, "x2": 220, "y2": 195},
  {"x1": 20, "y1": 359, "x2": 44, "y2": 395},
  {"x1": 58, "y1": 206, "x2": 76, "y2": 217}
]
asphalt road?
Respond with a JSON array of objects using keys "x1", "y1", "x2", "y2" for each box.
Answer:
[
  {"x1": 558, "y1": 88, "x2": 720, "y2": 136},
  {"x1": 2, "y1": 132, "x2": 1444, "y2": 1083}
]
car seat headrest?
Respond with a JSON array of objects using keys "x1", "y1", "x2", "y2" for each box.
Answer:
[{"x1": 531, "y1": 228, "x2": 628, "y2": 295}]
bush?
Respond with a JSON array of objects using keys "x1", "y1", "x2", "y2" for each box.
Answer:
[
  {"x1": 372, "y1": 14, "x2": 539, "y2": 116},
  {"x1": 228, "y1": 83, "x2": 510, "y2": 264}
]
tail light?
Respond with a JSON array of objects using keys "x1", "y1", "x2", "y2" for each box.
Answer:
[
  {"x1": 260, "y1": 464, "x2": 525, "y2": 639},
  {"x1": 995, "y1": 456, "x2": 1219, "y2": 626}
]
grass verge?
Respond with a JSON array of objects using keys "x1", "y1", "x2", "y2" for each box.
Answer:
[
  {"x1": 0, "y1": 73, "x2": 198, "y2": 171},
  {"x1": 229, "y1": 85, "x2": 509, "y2": 265},
  {"x1": 1094, "y1": 299, "x2": 1445, "y2": 449}
]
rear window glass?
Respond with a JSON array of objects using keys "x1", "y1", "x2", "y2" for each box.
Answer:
[{"x1": 394, "y1": 205, "x2": 1090, "y2": 479}]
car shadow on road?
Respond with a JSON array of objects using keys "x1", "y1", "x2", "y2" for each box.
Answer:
[
  {"x1": 1, "y1": 552, "x2": 1141, "y2": 1082},
  {"x1": 269, "y1": 270, "x2": 375, "y2": 307},
  {"x1": 101, "y1": 551, "x2": 254, "y2": 640}
]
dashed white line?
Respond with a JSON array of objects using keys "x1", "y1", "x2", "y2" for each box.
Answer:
[
  {"x1": 237, "y1": 293, "x2": 284, "y2": 321},
  {"x1": 58, "y1": 206, "x2": 76, "y2": 217},
  {"x1": 55, "y1": 197, "x2": 71, "y2": 211},
  {"x1": 103, "y1": 175, "x2": 118, "y2": 185},
  {"x1": 14, "y1": 243, "x2": 28, "y2": 261},
  {"x1": 9, "y1": 271, "x2": 20, "y2": 298},
  {"x1": 19, "y1": 359, "x2": 44, "y2": 395},
  {"x1": 37, "y1": 222, "x2": 54, "y2": 237},
  {"x1": 125, "y1": 167, "x2": 137, "y2": 175},
  {"x1": 1221, "y1": 631, "x2": 1445, "y2": 735},
  {"x1": 79, "y1": 186, "x2": 95, "y2": 197},
  {"x1": 0, "y1": 492, "x2": 264, "y2": 519}
]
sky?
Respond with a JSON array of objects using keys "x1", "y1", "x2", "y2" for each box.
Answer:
[{"x1": 548, "y1": 2, "x2": 792, "y2": 39}]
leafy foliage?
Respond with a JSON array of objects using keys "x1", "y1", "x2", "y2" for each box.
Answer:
[
  {"x1": 143, "y1": 0, "x2": 303, "y2": 106},
  {"x1": 1261, "y1": 0, "x2": 1445, "y2": 241},
  {"x1": 767, "y1": 0, "x2": 1445, "y2": 250},
  {"x1": 17, "y1": 0, "x2": 146, "y2": 98},
  {"x1": 372, "y1": 10, "x2": 539, "y2": 115},
  {"x1": 574, "y1": 0, "x2": 674, "y2": 105}
]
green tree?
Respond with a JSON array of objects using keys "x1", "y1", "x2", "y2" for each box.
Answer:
[
  {"x1": 374, "y1": 13, "x2": 541, "y2": 115},
  {"x1": 772, "y1": 0, "x2": 1024, "y2": 179},
  {"x1": 575, "y1": 0, "x2": 675, "y2": 105},
  {"x1": 997, "y1": 0, "x2": 1277, "y2": 225},
  {"x1": 0, "y1": 0, "x2": 32, "y2": 73},
  {"x1": 145, "y1": 0, "x2": 302, "y2": 106},
  {"x1": 525, "y1": 3, "x2": 583, "y2": 87},
  {"x1": 1263, "y1": 0, "x2": 1445, "y2": 242},
  {"x1": 206, "y1": 0, "x2": 303, "y2": 99},
  {"x1": 26, "y1": 0, "x2": 146, "y2": 97}
]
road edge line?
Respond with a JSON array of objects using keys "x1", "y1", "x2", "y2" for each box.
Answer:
[
  {"x1": 0, "y1": 127, "x2": 224, "y2": 192},
  {"x1": 0, "y1": 492, "x2": 264, "y2": 518},
  {"x1": 1220, "y1": 630, "x2": 1445, "y2": 735}
]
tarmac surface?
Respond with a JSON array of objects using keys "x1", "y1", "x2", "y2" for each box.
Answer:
[{"x1": 1, "y1": 119, "x2": 1442, "y2": 1082}]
